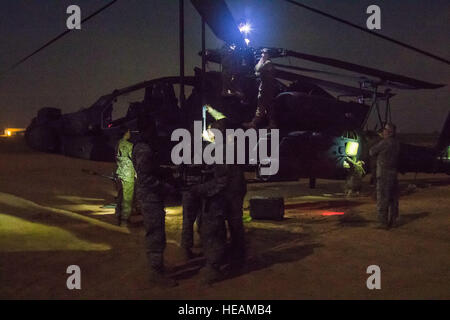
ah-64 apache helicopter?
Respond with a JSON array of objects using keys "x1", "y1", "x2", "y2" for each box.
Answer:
[{"x1": 25, "y1": 0, "x2": 450, "y2": 186}]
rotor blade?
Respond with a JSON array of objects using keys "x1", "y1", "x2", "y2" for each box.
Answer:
[
  {"x1": 285, "y1": 50, "x2": 445, "y2": 89},
  {"x1": 282, "y1": 0, "x2": 450, "y2": 66},
  {"x1": 1, "y1": 0, "x2": 119, "y2": 77},
  {"x1": 274, "y1": 63, "x2": 426, "y2": 90},
  {"x1": 275, "y1": 69, "x2": 395, "y2": 99},
  {"x1": 190, "y1": 0, "x2": 245, "y2": 46},
  {"x1": 273, "y1": 63, "x2": 364, "y2": 82}
]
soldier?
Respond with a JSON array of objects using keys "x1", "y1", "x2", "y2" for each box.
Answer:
[
  {"x1": 345, "y1": 158, "x2": 366, "y2": 197},
  {"x1": 190, "y1": 164, "x2": 228, "y2": 285},
  {"x1": 132, "y1": 121, "x2": 178, "y2": 287},
  {"x1": 244, "y1": 48, "x2": 278, "y2": 129},
  {"x1": 366, "y1": 129, "x2": 383, "y2": 185},
  {"x1": 190, "y1": 119, "x2": 247, "y2": 284},
  {"x1": 369, "y1": 123, "x2": 401, "y2": 229},
  {"x1": 221, "y1": 122, "x2": 247, "y2": 271},
  {"x1": 115, "y1": 128, "x2": 135, "y2": 227}
]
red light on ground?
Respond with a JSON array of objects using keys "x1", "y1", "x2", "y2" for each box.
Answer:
[{"x1": 322, "y1": 211, "x2": 345, "y2": 216}]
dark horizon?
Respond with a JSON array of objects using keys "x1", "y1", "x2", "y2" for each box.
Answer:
[{"x1": 0, "y1": 0, "x2": 449, "y2": 133}]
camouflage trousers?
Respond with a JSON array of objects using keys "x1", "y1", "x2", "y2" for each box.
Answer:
[
  {"x1": 376, "y1": 174, "x2": 399, "y2": 225},
  {"x1": 116, "y1": 179, "x2": 134, "y2": 222},
  {"x1": 201, "y1": 195, "x2": 227, "y2": 267},
  {"x1": 181, "y1": 191, "x2": 202, "y2": 250},
  {"x1": 138, "y1": 198, "x2": 166, "y2": 270},
  {"x1": 225, "y1": 194, "x2": 246, "y2": 262},
  {"x1": 200, "y1": 194, "x2": 246, "y2": 267}
]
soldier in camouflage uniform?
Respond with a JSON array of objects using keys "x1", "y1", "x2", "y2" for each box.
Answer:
[
  {"x1": 115, "y1": 129, "x2": 135, "y2": 226},
  {"x1": 132, "y1": 122, "x2": 177, "y2": 287},
  {"x1": 190, "y1": 163, "x2": 228, "y2": 285},
  {"x1": 366, "y1": 129, "x2": 383, "y2": 186},
  {"x1": 369, "y1": 123, "x2": 401, "y2": 228},
  {"x1": 244, "y1": 48, "x2": 278, "y2": 129},
  {"x1": 191, "y1": 119, "x2": 248, "y2": 284},
  {"x1": 220, "y1": 120, "x2": 247, "y2": 270}
]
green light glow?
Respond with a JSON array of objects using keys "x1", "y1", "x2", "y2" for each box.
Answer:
[
  {"x1": 346, "y1": 141, "x2": 359, "y2": 156},
  {"x1": 206, "y1": 105, "x2": 226, "y2": 120}
]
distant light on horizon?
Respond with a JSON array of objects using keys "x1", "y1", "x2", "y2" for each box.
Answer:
[
  {"x1": 3, "y1": 128, "x2": 25, "y2": 137},
  {"x1": 322, "y1": 211, "x2": 345, "y2": 216}
]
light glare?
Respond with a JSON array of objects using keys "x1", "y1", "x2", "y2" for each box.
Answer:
[
  {"x1": 346, "y1": 141, "x2": 359, "y2": 156},
  {"x1": 239, "y1": 23, "x2": 252, "y2": 35}
]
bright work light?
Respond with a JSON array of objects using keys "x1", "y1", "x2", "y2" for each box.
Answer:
[
  {"x1": 238, "y1": 22, "x2": 252, "y2": 35},
  {"x1": 345, "y1": 141, "x2": 359, "y2": 156}
]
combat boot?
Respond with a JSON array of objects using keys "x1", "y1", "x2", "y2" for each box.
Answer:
[
  {"x1": 181, "y1": 248, "x2": 202, "y2": 261},
  {"x1": 120, "y1": 218, "x2": 135, "y2": 229},
  {"x1": 388, "y1": 212, "x2": 398, "y2": 228},
  {"x1": 148, "y1": 268, "x2": 178, "y2": 288},
  {"x1": 199, "y1": 264, "x2": 222, "y2": 286}
]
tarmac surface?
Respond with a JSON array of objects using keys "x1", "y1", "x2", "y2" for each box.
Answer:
[{"x1": 0, "y1": 137, "x2": 449, "y2": 299}]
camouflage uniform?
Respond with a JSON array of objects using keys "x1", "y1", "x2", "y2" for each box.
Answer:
[
  {"x1": 181, "y1": 189, "x2": 202, "y2": 252},
  {"x1": 191, "y1": 163, "x2": 247, "y2": 280},
  {"x1": 224, "y1": 165, "x2": 247, "y2": 264},
  {"x1": 369, "y1": 137, "x2": 401, "y2": 226},
  {"x1": 132, "y1": 141, "x2": 167, "y2": 271},
  {"x1": 115, "y1": 137, "x2": 135, "y2": 223},
  {"x1": 191, "y1": 165, "x2": 228, "y2": 269},
  {"x1": 249, "y1": 58, "x2": 277, "y2": 128},
  {"x1": 345, "y1": 159, "x2": 366, "y2": 196},
  {"x1": 366, "y1": 133, "x2": 382, "y2": 185}
]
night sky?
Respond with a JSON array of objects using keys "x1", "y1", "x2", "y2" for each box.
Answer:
[{"x1": 0, "y1": 0, "x2": 448, "y2": 133}]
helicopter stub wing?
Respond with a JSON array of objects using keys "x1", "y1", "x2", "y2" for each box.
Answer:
[{"x1": 190, "y1": 0, "x2": 245, "y2": 47}]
